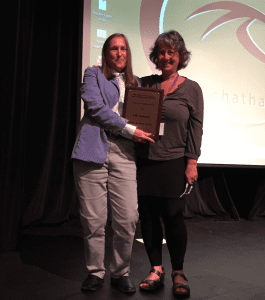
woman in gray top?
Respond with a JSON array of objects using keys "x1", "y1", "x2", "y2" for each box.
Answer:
[{"x1": 137, "y1": 30, "x2": 203, "y2": 297}]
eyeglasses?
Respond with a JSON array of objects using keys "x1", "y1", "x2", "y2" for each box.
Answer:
[{"x1": 180, "y1": 183, "x2": 193, "y2": 198}]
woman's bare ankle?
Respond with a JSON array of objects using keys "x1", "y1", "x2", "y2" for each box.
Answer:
[{"x1": 152, "y1": 265, "x2": 163, "y2": 273}]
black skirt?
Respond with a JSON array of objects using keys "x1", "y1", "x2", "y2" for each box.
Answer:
[{"x1": 137, "y1": 156, "x2": 186, "y2": 198}]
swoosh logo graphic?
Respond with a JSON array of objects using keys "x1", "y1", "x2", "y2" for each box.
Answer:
[
  {"x1": 140, "y1": 0, "x2": 165, "y2": 73},
  {"x1": 140, "y1": 1, "x2": 265, "y2": 70},
  {"x1": 188, "y1": 1, "x2": 265, "y2": 63}
]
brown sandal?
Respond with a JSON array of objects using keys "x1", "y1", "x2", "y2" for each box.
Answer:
[
  {"x1": 171, "y1": 272, "x2": 190, "y2": 297},
  {"x1": 139, "y1": 267, "x2": 165, "y2": 291}
]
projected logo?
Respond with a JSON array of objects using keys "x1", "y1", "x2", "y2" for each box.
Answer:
[
  {"x1": 140, "y1": 0, "x2": 265, "y2": 127},
  {"x1": 188, "y1": 2, "x2": 265, "y2": 64},
  {"x1": 187, "y1": 2, "x2": 265, "y2": 127},
  {"x1": 140, "y1": 0, "x2": 265, "y2": 71}
]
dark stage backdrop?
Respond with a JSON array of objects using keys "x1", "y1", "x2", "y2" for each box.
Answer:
[
  {"x1": 1, "y1": 0, "x2": 83, "y2": 252},
  {"x1": 1, "y1": 0, "x2": 265, "y2": 253}
]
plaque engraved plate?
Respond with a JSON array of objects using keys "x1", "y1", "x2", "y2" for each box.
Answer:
[{"x1": 123, "y1": 87, "x2": 164, "y2": 140}]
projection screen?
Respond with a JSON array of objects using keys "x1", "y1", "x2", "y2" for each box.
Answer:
[{"x1": 81, "y1": 0, "x2": 265, "y2": 167}]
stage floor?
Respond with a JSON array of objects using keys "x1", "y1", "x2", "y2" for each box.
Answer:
[{"x1": 1, "y1": 219, "x2": 265, "y2": 300}]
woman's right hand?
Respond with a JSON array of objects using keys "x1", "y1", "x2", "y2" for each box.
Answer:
[{"x1": 133, "y1": 128, "x2": 155, "y2": 143}]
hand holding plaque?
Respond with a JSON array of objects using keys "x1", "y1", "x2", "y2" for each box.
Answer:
[{"x1": 123, "y1": 87, "x2": 164, "y2": 140}]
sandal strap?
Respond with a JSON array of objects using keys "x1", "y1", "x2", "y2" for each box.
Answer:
[
  {"x1": 141, "y1": 279, "x2": 159, "y2": 288},
  {"x1": 140, "y1": 268, "x2": 165, "y2": 290},
  {"x1": 173, "y1": 282, "x2": 190, "y2": 291},
  {"x1": 150, "y1": 267, "x2": 164, "y2": 277},
  {"x1": 171, "y1": 272, "x2": 188, "y2": 281}
]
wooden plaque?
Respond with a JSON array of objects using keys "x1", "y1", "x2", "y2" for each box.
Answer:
[{"x1": 123, "y1": 87, "x2": 164, "y2": 140}]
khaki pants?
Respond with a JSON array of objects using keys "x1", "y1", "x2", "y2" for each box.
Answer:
[{"x1": 73, "y1": 137, "x2": 138, "y2": 279}]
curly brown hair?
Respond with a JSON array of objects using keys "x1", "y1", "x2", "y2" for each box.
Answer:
[{"x1": 149, "y1": 30, "x2": 191, "y2": 71}]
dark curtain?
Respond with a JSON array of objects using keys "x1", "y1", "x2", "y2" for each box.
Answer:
[
  {"x1": 184, "y1": 173, "x2": 240, "y2": 221},
  {"x1": 1, "y1": 0, "x2": 265, "y2": 253},
  {"x1": 1, "y1": 0, "x2": 83, "y2": 252},
  {"x1": 185, "y1": 169, "x2": 265, "y2": 221},
  {"x1": 247, "y1": 177, "x2": 265, "y2": 220}
]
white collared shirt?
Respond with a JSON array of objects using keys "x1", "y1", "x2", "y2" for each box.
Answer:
[{"x1": 111, "y1": 70, "x2": 136, "y2": 139}]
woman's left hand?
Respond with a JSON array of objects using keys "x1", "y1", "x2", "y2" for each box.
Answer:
[{"x1": 185, "y1": 158, "x2": 198, "y2": 185}]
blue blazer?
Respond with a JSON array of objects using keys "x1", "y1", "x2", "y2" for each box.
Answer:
[{"x1": 72, "y1": 67, "x2": 134, "y2": 163}]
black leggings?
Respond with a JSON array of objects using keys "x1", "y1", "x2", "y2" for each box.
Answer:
[{"x1": 138, "y1": 195, "x2": 187, "y2": 270}]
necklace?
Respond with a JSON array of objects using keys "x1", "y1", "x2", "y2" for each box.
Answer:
[{"x1": 163, "y1": 73, "x2": 179, "y2": 100}]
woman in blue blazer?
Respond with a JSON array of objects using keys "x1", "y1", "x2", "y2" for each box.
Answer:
[{"x1": 72, "y1": 33, "x2": 154, "y2": 294}]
